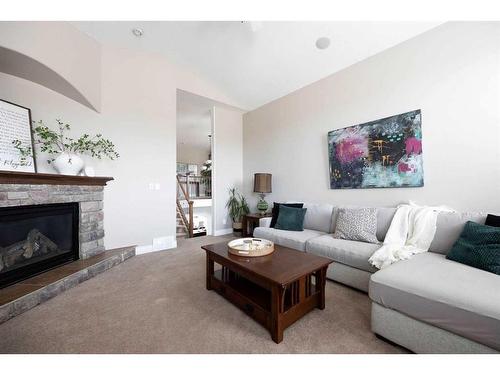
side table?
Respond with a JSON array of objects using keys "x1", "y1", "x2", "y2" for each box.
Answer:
[{"x1": 241, "y1": 212, "x2": 272, "y2": 237}]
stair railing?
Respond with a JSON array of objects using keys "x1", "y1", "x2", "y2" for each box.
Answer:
[{"x1": 176, "y1": 174, "x2": 194, "y2": 237}]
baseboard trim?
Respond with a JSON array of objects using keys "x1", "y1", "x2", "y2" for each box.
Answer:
[
  {"x1": 214, "y1": 228, "x2": 233, "y2": 236},
  {"x1": 135, "y1": 235, "x2": 177, "y2": 255}
]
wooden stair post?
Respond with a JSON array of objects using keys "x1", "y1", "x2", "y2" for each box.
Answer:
[{"x1": 176, "y1": 174, "x2": 194, "y2": 238}]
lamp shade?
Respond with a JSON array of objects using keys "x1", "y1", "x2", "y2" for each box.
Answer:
[{"x1": 253, "y1": 173, "x2": 272, "y2": 193}]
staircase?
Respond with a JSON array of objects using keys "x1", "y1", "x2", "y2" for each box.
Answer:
[
  {"x1": 176, "y1": 201, "x2": 189, "y2": 239},
  {"x1": 176, "y1": 174, "x2": 194, "y2": 239}
]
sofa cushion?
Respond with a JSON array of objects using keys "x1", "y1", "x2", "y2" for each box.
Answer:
[
  {"x1": 253, "y1": 226, "x2": 325, "y2": 252},
  {"x1": 302, "y1": 203, "x2": 334, "y2": 233},
  {"x1": 446, "y1": 221, "x2": 500, "y2": 275},
  {"x1": 376, "y1": 207, "x2": 397, "y2": 242},
  {"x1": 429, "y1": 212, "x2": 486, "y2": 254},
  {"x1": 306, "y1": 235, "x2": 379, "y2": 272},
  {"x1": 369, "y1": 252, "x2": 500, "y2": 351}
]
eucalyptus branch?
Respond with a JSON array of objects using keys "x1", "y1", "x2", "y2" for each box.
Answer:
[{"x1": 13, "y1": 119, "x2": 120, "y2": 165}]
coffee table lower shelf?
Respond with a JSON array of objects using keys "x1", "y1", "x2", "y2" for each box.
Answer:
[{"x1": 207, "y1": 263, "x2": 328, "y2": 343}]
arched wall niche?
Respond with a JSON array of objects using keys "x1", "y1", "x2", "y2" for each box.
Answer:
[
  {"x1": 0, "y1": 46, "x2": 98, "y2": 111},
  {"x1": 0, "y1": 22, "x2": 101, "y2": 112}
]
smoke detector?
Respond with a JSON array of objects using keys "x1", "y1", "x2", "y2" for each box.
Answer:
[
  {"x1": 240, "y1": 21, "x2": 263, "y2": 32},
  {"x1": 315, "y1": 37, "x2": 330, "y2": 50},
  {"x1": 132, "y1": 28, "x2": 144, "y2": 37}
]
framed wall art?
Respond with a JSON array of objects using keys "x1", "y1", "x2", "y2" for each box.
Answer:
[
  {"x1": 0, "y1": 99, "x2": 36, "y2": 173},
  {"x1": 328, "y1": 110, "x2": 423, "y2": 189}
]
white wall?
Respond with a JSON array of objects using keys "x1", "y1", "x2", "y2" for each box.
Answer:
[
  {"x1": 213, "y1": 106, "x2": 244, "y2": 235},
  {"x1": 0, "y1": 22, "x2": 101, "y2": 111},
  {"x1": 176, "y1": 143, "x2": 210, "y2": 167},
  {"x1": 0, "y1": 22, "x2": 244, "y2": 250},
  {"x1": 243, "y1": 22, "x2": 500, "y2": 213}
]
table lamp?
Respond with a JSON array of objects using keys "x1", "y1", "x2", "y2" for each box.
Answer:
[{"x1": 253, "y1": 173, "x2": 272, "y2": 214}]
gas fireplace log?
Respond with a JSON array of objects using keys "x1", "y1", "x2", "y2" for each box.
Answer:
[{"x1": 0, "y1": 229, "x2": 60, "y2": 272}]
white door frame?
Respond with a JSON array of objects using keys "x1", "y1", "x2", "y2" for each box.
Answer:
[{"x1": 210, "y1": 106, "x2": 216, "y2": 236}]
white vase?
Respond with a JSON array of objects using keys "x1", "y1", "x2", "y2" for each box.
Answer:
[{"x1": 53, "y1": 152, "x2": 85, "y2": 175}]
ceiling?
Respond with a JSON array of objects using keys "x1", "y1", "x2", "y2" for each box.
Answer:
[{"x1": 74, "y1": 21, "x2": 441, "y2": 110}]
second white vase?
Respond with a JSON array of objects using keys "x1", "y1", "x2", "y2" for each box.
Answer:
[{"x1": 53, "y1": 152, "x2": 85, "y2": 176}]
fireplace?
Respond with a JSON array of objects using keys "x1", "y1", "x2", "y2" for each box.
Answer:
[{"x1": 0, "y1": 203, "x2": 79, "y2": 288}]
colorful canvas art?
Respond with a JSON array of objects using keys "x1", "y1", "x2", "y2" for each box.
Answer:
[{"x1": 328, "y1": 110, "x2": 423, "y2": 189}]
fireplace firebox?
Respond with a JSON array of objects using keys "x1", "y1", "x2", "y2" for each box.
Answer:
[{"x1": 0, "y1": 203, "x2": 79, "y2": 288}]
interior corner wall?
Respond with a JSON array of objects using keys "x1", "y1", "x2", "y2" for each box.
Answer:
[
  {"x1": 243, "y1": 22, "x2": 500, "y2": 213},
  {"x1": 213, "y1": 106, "x2": 243, "y2": 235},
  {"x1": 0, "y1": 23, "x2": 244, "y2": 250}
]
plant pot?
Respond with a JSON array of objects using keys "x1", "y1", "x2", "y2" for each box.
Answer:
[
  {"x1": 232, "y1": 222, "x2": 242, "y2": 232},
  {"x1": 53, "y1": 152, "x2": 85, "y2": 176}
]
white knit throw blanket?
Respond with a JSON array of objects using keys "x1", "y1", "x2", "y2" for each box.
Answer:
[{"x1": 369, "y1": 202, "x2": 453, "y2": 269}]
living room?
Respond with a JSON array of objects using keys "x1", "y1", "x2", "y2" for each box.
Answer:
[{"x1": 1, "y1": 1, "x2": 500, "y2": 373}]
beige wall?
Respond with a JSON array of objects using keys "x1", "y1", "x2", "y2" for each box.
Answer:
[
  {"x1": 0, "y1": 22, "x2": 101, "y2": 111},
  {"x1": 243, "y1": 22, "x2": 500, "y2": 213},
  {"x1": 213, "y1": 106, "x2": 244, "y2": 234},
  {"x1": 177, "y1": 143, "x2": 210, "y2": 167},
  {"x1": 0, "y1": 22, "x2": 244, "y2": 250}
]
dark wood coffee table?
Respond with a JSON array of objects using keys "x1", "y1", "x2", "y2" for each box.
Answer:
[{"x1": 201, "y1": 241, "x2": 333, "y2": 343}]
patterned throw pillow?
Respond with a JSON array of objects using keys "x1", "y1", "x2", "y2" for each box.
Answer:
[{"x1": 332, "y1": 207, "x2": 379, "y2": 243}]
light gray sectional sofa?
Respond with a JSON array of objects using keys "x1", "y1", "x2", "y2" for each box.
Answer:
[{"x1": 254, "y1": 203, "x2": 500, "y2": 353}]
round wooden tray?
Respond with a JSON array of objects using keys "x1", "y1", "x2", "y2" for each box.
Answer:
[{"x1": 227, "y1": 238, "x2": 275, "y2": 257}]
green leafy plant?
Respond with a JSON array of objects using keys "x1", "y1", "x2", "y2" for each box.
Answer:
[
  {"x1": 239, "y1": 195, "x2": 250, "y2": 217},
  {"x1": 200, "y1": 160, "x2": 212, "y2": 184},
  {"x1": 225, "y1": 187, "x2": 250, "y2": 224},
  {"x1": 13, "y1": 119, "x2": 119, "y2": 165}
]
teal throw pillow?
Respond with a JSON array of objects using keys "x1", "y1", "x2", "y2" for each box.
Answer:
[
  {"x1": 275, "y1": 205, "x2": 307, "y2": 231},
  {"x1": 446, "y1": 221, "x2": 500, "y2": 275}
]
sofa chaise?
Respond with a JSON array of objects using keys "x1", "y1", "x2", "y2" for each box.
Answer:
[{"x1": 254, "y1": 203, "x2": 500, "y2": 353}]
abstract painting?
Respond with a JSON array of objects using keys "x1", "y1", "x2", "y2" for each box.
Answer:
[{"x1": 328, "y1": 110, "x2": 423, "y2": 189}]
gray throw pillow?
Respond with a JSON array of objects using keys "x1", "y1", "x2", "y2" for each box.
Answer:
[{"x1": 332, "y1": 207, "x2": 379, "y2": 243}]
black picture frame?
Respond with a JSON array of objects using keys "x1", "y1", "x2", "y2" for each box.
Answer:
[{"x1": 0, "y1": 99, "x2": 37, "y2": 173}]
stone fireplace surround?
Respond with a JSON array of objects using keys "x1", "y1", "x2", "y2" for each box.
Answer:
[
  {"x1": 0, "y1": 173, "x2": 109, "y2": 260},
  {"x1": 0, "y1": 171, "x2": 135, "y2": 324}
]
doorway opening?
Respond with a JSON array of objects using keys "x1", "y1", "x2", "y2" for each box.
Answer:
[{"x1": 176, "y1": 90, "x2": 214, "y2": 239}]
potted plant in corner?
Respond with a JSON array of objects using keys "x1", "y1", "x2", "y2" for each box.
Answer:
[
  {"x1": 13, "y1": 119, "x2": 119, "y2": 175},
  {"x1": 225, "y1": 187, "x2": 250, "y2": 233}
]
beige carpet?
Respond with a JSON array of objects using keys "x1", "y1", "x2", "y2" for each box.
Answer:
[{"x1": 0, "y1": 235, "x2": 407, "y2": 353}]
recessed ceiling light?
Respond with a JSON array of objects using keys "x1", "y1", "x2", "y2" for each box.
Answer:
[
  {"x1": 132, "y1": 28, "x2": 144, "y2": 37},
  {"x1": 315, "y1": 37, "x2": 330, "y2": 50}
]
